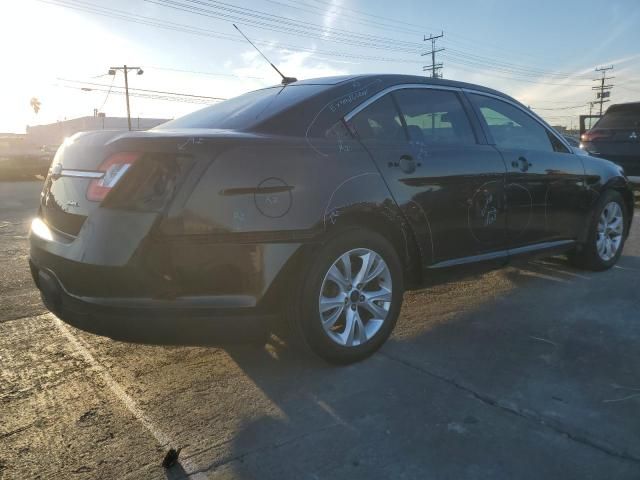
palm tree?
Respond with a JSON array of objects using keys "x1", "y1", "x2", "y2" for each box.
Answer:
[{"x1": 30, "y1": 97, "x2": 41, "y2": 114}]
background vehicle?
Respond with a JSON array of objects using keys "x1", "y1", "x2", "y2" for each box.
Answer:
[
  {"x1": 563, "y1": 135, "x2": 580, "y2": 148},
  {"x1": 29, "y1": 75, "x2": 635, "y2": 364},
  {"x1": 581, "y1": 102, "x2": 640, "y2": 185}
]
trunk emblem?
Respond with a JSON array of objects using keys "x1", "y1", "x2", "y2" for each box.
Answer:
[
  {"x1": 629, "y1": 132, "x2": 638, "y2": 141},
  {"x1": 66, "y1": 200, "x2": 80, "y2": 208}
]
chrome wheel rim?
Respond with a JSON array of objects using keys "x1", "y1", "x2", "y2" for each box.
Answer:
[
  {"x1": 597, "y1": 201, "x2": 624, "y2": 262},
  {"x1": 318, "y1": 248, "x2": 392, "y2": 347}
]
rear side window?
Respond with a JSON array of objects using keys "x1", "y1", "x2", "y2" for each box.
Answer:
[
  {"x1": 393, "y1": 89, "x2": 476, "y2": 145},
  {"x1": 595, "y1": 106, "x2": 640, "y2": 129},
  {"x1": 470, "y1": 94, "x2": 555, "y2": 152},
  {"x1": 350, "y1": 94, "x2": 404, "y2": 141}
]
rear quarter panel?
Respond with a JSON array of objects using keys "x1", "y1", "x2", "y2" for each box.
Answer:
[{"x1": 161, "y1": 134, "x2": 385, "y2": 237}]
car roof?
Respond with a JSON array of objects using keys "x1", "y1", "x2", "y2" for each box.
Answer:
[
  {"x1": 606, "y1": 101, "x2": 640, "y2": 112},
  {"x1": 287, "y1": 73, "x2": 518, "y2": 104}
]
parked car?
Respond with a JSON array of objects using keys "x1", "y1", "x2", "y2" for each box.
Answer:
[
  {"x1": 29, "y1": 74, "x2": 635, "y2": 364},
  {"x1": 563, "y1": 135, "x2": 580, "y2": 148},
  {"x1": 581, "y1": 102, "x2": 640, "y2": 186},
  {"x1": 0, "y1": 155, "x2": 50, "y2": 180}
]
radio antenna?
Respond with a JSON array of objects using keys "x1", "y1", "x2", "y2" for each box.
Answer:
[{"x1": 233, "y1": 24, "x2": 297, "y2": 85}]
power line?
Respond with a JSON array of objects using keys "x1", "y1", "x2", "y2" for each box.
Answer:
[
  {"x1": 99, "y1": 74, "x2": 116, "y2": 111},
  {"x1": 301, "y1": 0, "x2": 563, "y2": 64},
  {"x1": 38, "y1": 0, "x2": 424, "y2": 65},
  {"x1": 150, "y1": 0, "x2": 601, "y2": 80},
  {"x1": 444, "y1": 61, "x2": 594, "y2": 87},
  {"x1": 305, "y1": 0, "x2": 432, "y2": 32},
  {"x1": 41, "y1": 0, "x2": 617, "y2": 87},
  {"x1": 145, "y1": 0, "x2": 425, "y2": 53},
  {"x1": 444, "y1": 49, "x2": 592, "y2": 79},
  {"x1": 57, "y1": 84, "x2": 219, "y2": 105},
  {"x1": 532, "y1": 104, "x2": 589, "y2": 111},
  {"x1": 58, "y1": 78, "x2": 227, "y2": 100},
  {"x1": 146, "y1": 66, "x2": 265, "y2": 80},
  {"x1": 258, "y1": 0, "x2": 425, "y2": 36}
]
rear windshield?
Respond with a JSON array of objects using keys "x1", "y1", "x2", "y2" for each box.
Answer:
[
  {"x1": 155, "y1": 84, "x2": 325, "y2": 130},
  {"x1": 595, "y1": 106, "x2": 640, "y2": 129}
]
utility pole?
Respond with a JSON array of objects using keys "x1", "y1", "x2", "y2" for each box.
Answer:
[
  {"x1": 422, "y1": 32, "x2": 444, "y2": 78},
  {"x1": 108, "y1": 65, "x2": 144, "y2": 131},
  {"x1": 592, "y1": 65, "x2": 614, "y2": 116}
]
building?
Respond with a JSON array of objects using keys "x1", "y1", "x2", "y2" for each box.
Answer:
[
  {"x1": 0, "y1": 116, "x2": 170, "y2": 179},
  {"x1": 26, "y1": 115, "x2": 170, "y2": 147}
]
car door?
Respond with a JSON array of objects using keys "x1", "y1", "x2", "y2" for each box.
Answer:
[
  {"x1": 347, "y1": 87, "x2": 508, "y2": 267},
  {"x1": 467, "y1": 93, "x2": 586, "y2": 250}
]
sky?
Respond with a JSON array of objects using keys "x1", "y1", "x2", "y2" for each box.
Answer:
[{"x1": 2, "y1": 0, "x2": 640, "y2": 133}]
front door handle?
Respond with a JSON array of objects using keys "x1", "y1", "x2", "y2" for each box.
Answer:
[
  {"x1": 388, "y1": 155, "x2": 421, "y2": 173},
  {"x1": 511, "y1": 156, "x2": 531, "y2": 172},
  {"x1": 398, "y1": 154, "x2": 416, "y2": 174}
]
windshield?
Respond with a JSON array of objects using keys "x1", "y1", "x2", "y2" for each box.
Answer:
[
  {"x1": 595, "y1": 106, "x2": 640, "y2": 129},
  {"x1": 156, "y1": 84, "x2": 325, "y2": 130}
]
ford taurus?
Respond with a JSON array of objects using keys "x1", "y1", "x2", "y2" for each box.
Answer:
[{"x1": 29, "y1": 74, "x2": 635, "y2": 363}]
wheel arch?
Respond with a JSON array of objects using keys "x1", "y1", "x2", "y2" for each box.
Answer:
[
  {"x1": 320, "y1": 171, "x2": 425, "y2": 288},
  {"x1": 601, "y1": 176, "x2": 634, "y2": 236},
  {"x1": 323, "y1": 208, "x2": 423, "y2": 288},
  {"x1": 578, "y1": 181, "x2": 634, "y2": 244}
]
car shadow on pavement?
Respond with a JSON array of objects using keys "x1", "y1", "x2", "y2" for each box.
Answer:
[
  {"x1": 164, "y1": 462, "x2": 189, "y2": 480},
  {"x1": 174, "y1": 253, "x2": 640, "y2": 478}
]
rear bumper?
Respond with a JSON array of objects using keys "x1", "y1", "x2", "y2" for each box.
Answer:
[
  {"x1": 29, "y1": 260, "x2": 276, "y2": 344},
  {"x1": 29, "y1": 216, "x2": 306, "y2": 343}
]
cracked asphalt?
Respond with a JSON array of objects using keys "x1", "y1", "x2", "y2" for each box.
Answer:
[{"x1": 1, "y1": 180, "x2": 639, "y2": 479}]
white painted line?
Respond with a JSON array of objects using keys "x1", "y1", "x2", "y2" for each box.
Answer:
[{"x1": 50, "y1": 314, "x2": 207, "y2": 479}]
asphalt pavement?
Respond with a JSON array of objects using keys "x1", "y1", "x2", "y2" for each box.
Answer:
[{"x1": 1, "y1": 180, "x2": 639, "y2": 479}]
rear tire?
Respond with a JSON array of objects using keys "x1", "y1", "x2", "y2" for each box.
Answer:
[
  {"x1": 287, "y1": 228, "x2": 404, "y2": 364},
  {"x1": 569, "y1": 190, "x2": 627, "y2": 271}
]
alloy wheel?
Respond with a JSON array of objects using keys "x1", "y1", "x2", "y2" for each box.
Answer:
[
  {"x1": 318, "y1": 248, "x2": 392, "y2": 347},
  {"x1": 596, "y1": 201, "x2": 624, "y2": 262}
]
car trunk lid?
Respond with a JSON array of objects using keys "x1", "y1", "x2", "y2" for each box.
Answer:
[
  {"x1": 40, "y1": 130, "x2": 126, "y2": 236},
  {"x1": 40, "y1": 128, "x2": 260, "y2": 236}
]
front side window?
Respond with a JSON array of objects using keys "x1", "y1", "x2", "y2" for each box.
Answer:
[
  {"x1": 470, "y1": 94, "x2": 556, "y2": 152},
  {"x1": 393, "y1": 89, "x2": 476, "y2": 145},
  {"x1": 349, "y1": 94, "x2": 404, "y2": 141}
]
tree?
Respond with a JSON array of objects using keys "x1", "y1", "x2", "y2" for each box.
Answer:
[{"x1": 30, "y1": 97, "x2": 41, "y2": 114}]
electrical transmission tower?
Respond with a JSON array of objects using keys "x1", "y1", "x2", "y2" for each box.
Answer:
[
  {"x1": 592, "y1": 65, "x2": 614, "y2": 116},
  {"x1": 422, "y1": 32, "x2": 444, "y2": 78}
]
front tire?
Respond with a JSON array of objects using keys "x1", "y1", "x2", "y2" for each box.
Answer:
[
  {"x1": 287, "y1": 228, "x2": 404, "y2": 364},
  {"x1": 570, "y1": 190, "x2": 627, "y2": 271}
]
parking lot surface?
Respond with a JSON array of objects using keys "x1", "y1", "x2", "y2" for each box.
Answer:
[{"x1": 1, "y1": 180, "x2": 639, "y2": 479}]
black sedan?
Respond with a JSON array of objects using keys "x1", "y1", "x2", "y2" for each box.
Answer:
[{"x1": 29, "y1": 74, "x2": 634, "y2": 364}]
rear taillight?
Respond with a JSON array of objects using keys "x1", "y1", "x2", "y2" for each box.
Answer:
[
  {"x1": 87, "y1": 152, "x2": 141, "y2": 202},
  {"x1": 581, "y1": 130, "x2": 613, "y2": 142}
]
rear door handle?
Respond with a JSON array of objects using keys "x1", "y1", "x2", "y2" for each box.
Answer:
[
  {"x1": 388, "y1": 155, "x2": 421, "y2": 174},
  {"x1": 511, "y1": 156, "x2": 531, "y2": 172}
]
